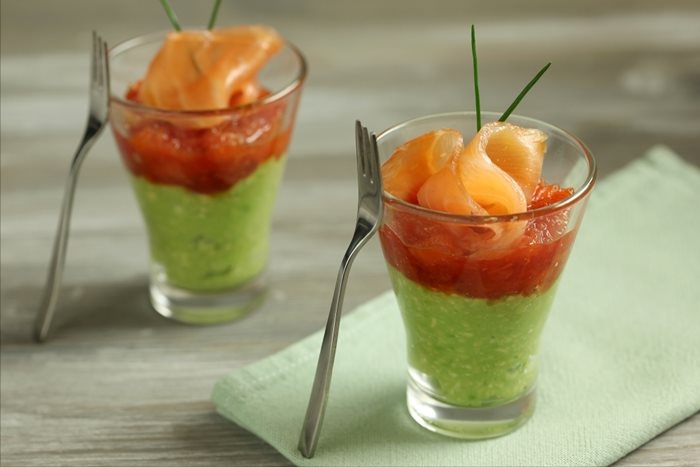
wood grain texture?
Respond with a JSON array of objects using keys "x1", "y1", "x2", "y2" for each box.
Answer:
[{"x1": 1, "y1": 0, "x2": 699, "y2": 465}]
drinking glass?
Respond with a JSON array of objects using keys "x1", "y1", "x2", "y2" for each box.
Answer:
[
  {"x1": 377, "y1": 112, "x2": 596, "y2": 438},
  {"x1": 109, "y1": 31, "x2": 306, "y2": 324}
]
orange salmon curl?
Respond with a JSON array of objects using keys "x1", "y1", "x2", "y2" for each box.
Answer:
[
  {"x1": 137, "y1": 25, "x2": 283, "y2": 111},
  {"x1": 382, "y1": 122, "x2": 548, "y2": 250}
]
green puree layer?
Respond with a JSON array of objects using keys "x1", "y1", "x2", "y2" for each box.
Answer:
[
  {"x1": 389, "y1": 267, "x2": 558, "y2": 407},
  {"x1": 131, "y1": 156, "x2": 285, "y2": 291}
]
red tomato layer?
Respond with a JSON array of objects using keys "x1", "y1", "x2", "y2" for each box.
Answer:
[
  {"x1": 379, "y1": 183, "x2": 577, "y2": 299},
  {"x1": 114, "y1": 83, "x2": 291, "y2": 194}
]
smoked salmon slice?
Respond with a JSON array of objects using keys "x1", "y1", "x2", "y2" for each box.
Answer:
[
  {"x1": 138, "y1": 25, "x2": 283, "y2": 111},
  {"x1": 382, "y1": 129, "x2": 463, "y2": 204},
  {"x1": 417, "y1": 166, "x2": 486, "y2": 215},
  {"x1": 416, "y1": 164, "x2": 523, "y2": 251},
  {"x1": 485, "y1": 122, "x2": 547, "y2": 202},
  {"x1": 456, "y1": 123, "x2": 527, "y2": 216}
]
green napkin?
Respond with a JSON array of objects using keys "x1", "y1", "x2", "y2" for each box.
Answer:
[{"x1": 212, "y1": 146, "x2": 700, "y2": 466}]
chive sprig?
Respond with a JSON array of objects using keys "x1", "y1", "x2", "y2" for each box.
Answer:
[
  {"x1": 158, "y1": 0, "x2": 224, "y2": 32},
  {"x1": 470, "y1": 25, "x2": 551, "y2": 130},
  {"x1": 470, "y1": 25, "x2": 481, "y2": 132},
  {"x1": 207, "y1": 0, "x2": 223, "y2": 30},
  {"x1": 159, "y1": 0, "x2": 182, "y2": 31},
  {"x1": 498, "y1": 62, "x2": 551, "y2": 122}
]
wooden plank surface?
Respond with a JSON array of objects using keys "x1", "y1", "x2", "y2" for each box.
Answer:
[{"x1": 1, "y1": 1, "x2": 699, "y2": 465}]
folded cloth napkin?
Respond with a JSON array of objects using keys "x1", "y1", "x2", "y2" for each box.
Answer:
[{"x1": 212, "y1": 146, "x2": 700, "y2": 467}]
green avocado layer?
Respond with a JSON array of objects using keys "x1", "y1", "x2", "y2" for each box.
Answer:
[
  {"x1": 131, "y1": 156, "x2": 285, "y2": 291},
  {"x1": 388, "y1": 266, "x2": 558, "y2": 407}
]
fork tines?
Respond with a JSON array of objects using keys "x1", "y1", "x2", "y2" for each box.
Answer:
[
  {"x1": 91, "y1": 31, "x2": 109, "y2": 89},
  {"x1": 355, "y1": 120, "x2": 381, "y2": 192}
]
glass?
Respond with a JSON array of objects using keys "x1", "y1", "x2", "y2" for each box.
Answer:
[
  {"x1": 109, "y1": 32, "x2": 307, "y2": 324},
  {"x1": 377, "y1": 112, "x2": 596, "y2": 438}
]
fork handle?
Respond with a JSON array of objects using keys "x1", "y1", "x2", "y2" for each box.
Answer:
[
  {"x1": 34, "y1": 126, "x2": 102, "y2": 343},
  {"x1": 298, "y1": 221, "x2": 372, "y2": 458}
]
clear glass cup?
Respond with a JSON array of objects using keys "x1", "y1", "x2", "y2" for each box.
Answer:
[
  {"x1": 109, "y1": 31, "x2": 307, "y2": 324},
  {"x1": 377, "y1": 112, "x2": 596, "y2": 438}
]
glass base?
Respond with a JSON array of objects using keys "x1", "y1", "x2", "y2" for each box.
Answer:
[
  {"x1": 406, "y1": 376, "x2": 536, "y2": 439},
  {"x1": 149, "y1": 271, "x2": 267, "y2": 325}
]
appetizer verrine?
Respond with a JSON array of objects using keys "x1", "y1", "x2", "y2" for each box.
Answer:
[
  {"x1": 109, "y1": 4, "x2": 306, "y2": 323},
  {"x1": 377, "y1": 27, "x2": 595, "y2": 438}
]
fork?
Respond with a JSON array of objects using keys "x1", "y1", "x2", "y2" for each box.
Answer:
[
  {"x1": 34, "y1": 32, "x2": 110, "y2": 343},
  {"x1": 298, "y1": 121, "x2": 384, "y2": 458}
]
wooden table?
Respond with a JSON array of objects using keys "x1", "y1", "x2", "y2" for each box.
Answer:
[{"x1": 2, "y1": 1, "x2": 698, "y2": 465}]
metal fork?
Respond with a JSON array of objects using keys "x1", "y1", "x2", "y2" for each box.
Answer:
[
  {"x1": 34, "y1": 32, "x2": 110, "y2": 343},
  {"x1": 298, "y1": 121, "x2": 384, "y2": 458}
]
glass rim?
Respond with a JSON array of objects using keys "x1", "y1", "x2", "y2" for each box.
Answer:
[
  {"x1": 378, "y1": 111, "x2": 597, "y2": 224},
  {"x1": 108, "y1": 28, "x2": 308, "y2": 116}
]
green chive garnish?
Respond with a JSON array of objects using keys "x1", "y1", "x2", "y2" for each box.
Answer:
[
  {"x1": 470, "y1": 24, "x2": 482, "y2": 132},
  {"x1": 498, "y1": 62, "x2": 551, "y2": 122},
  {"x1": 159, "y1": 0, "x2": 182, "y2": 31},
  {"x1": 207, "y1": 0, "x2": 223, "y2": 30}
]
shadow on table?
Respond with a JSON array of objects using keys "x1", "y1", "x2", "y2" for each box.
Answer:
[
  {"x1": 171, "y1": 410, "x2": 291, "y2": 465},
  {"x1": 0, "y1": 275, "x2": 170, "y2": 344}
]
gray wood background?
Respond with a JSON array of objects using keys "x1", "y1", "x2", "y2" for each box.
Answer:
[{"x1": 2, "y1": 0, "x2": 699, "y2": 465}]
